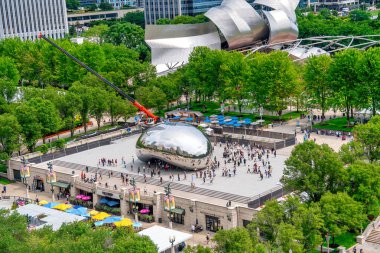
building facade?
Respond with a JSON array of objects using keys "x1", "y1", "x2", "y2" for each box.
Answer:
[
  {"x1": 298, "y1": 0, "x2": 359, "y2": 10},
  {"x1": 144, "y1": 0, "x2": 224, "y2": 24},
  {"x1": 79, "y1": 0, "x2": 98, "y2": 7},
  {"x1": 97, "y1": 0, "x2": 137, "y2": 9},
  {"x1": 0, "y1": 0, "x2": 68, "y2": 41}
]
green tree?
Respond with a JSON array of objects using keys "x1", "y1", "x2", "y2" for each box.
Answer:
[
  {"x1": 135, "y1": 86, "x2": 167, "y2": 110},
  {"x1": 69, "y1": 83, "x2": 93, "y2": 133},
  {"x1": 122, "y1": 11, "x2": 145, "y2": 28},
  {"x1": 329, "y1": 49, "x2": 362, "y2": 126},
  {"x1": 184, "y1": 245, "x2": 213, "y2": 253},
  {"x1": 347, "y1": 161, "x2": 380, "y2": 216},
  {"x1": 66, "y1": 0, "x2": 80, "y2": 10},
  {"x1": 0, "y1": 210, "x2": 28, "y2": 252},
  {"x1": 213, "y1": 227, "x2": 253, "y2": 253},
  {"x1": 0, "y1": 114, "x2": 21, "y2": 156},
  {"x1": 28, "y1": 98, "x2": 62, "y2": 143},
  {"x1": 108, "y1": 94, "x2": 137, "y2": 125},
  {"x1": 99, "y1": 0, "x2": 113, "y2": 10},
  {"x1": 102, "y1": 22, "x2": 144, "y2": 50},
  {"x1": 339, "y1": 141, "x2": 365, "y2": 165},
  {"x1": 0, "y1": 57, "x2": 20, "y2": 103},
  {"x1": 58, "y1": 92, "x2": 82, "y2": 137},
  {"x1": 359, "y1": 47, "x2": 380, "y2": 116},
  {"x1": 15, "y1": 103, "x2": 42, "y2": 151},
  {"x1": 304, "y1": 55, "x2": 333, "y2": 120},
  {"x1": 90, "y1": 87, "x2": 109, "y2": 130},
  {"x1": 248, "y1": 51, "x2": 298, "y2": 116},
  {"x1": 82, "y1": 24, "x2": 110, "y2": 42},
  {"x1": 281, "y1": 141, "x2": 346, "y2": 202},
  {"x1": 290, "y1": 202, "x2": 324, "y2": 251},
  {"x1": 354, "y1": 115, "x2": 380, "y2": 162},
  {"x1": 274, "y1": 223, "x2": 304, "y2": 253},
  {"x1": 249, "y1": 200, "x2": 285, "y2": 241},
  {"x1": 220, "y1": 51, "x2": 250, "y2": 115},
  {"x1": 350, "y1": 9, "x2": 371, "y2": 21},
  {"x1": 319, "y1": 192, "x2": 366, "y2": 245}
]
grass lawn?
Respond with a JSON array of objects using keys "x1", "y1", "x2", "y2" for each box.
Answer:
[
  {"x1": 313, "y1": 117, "x2": 354, "y2": 132},
  {"x1": 369, "y1": 10, "x2": 379, "y2": 16},
  {"x1": 0, "y1": 177, "x2": 11, "y2": 185},
  {"x1": 323, "y1": 231, "x2": 357, "y2": 249}
]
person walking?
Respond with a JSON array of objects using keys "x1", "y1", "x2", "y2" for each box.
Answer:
[{"x1": 206, "y1": 233, "x2": 210, "y2": 244}]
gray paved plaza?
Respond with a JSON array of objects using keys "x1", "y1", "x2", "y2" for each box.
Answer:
[{"x1": 52, "y1": 134, "x2": 287, "y2": 198}]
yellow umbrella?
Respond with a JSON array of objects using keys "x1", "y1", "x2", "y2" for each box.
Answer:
[
  {"x1": 92, "y1": 212, "x2": 111, "y2": 221},
  {"x1": 114, "y1": 218, "x2": 133, "y2": 227},
  {"x1": 53, "y1": 203, "x2": 72, "y2": 211},
  {"x1": 89, "y1": 210, "x2": 99, "y2": 216},
  {"x1": 39, "y1": 200, "x2": 48, "y2": 206}
]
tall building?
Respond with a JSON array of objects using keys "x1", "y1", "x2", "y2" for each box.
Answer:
[
  {"x1": 0, "y1": 0, "x2": 68, "y2": 41},
  {"x1": 144, "y1": 0, "x2": 223, "y2": 24},
  {"x1": 298, "y1": 0, "x2": 359, "y2": 10}
]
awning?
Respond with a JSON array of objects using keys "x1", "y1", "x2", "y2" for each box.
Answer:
[
  {"x1": 169, "y1": 208, "x2": 185, "y2": 215},
  {"x1": 52, "y1": 182, "x2": 70, "y2": 188}
]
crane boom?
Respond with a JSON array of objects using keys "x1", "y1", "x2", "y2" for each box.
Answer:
[{"x1": 38, "y1": 33, "x2": 158, "y2": 122}]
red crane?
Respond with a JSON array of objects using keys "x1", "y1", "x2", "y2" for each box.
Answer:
[{"x1": 38, "y1": 33, "x2": 159, "y2": 124}]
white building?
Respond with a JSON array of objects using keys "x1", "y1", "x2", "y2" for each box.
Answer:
[
  {"x1": 0, "y1": 0, "x2": 68, "y2": 41},
  {"x1": 97, "y1": 0, "x2": 137, "y2": 9}
]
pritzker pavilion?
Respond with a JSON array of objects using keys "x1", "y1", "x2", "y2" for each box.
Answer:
[{"x1": 145, "y1": 0, "x2": 299, "y2": 66}]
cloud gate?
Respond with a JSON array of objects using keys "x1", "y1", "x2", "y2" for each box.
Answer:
[
  {"x1": 145, "y1": 0, "x2": 300, "y2": 66},
  {"x1": 136, "y1": 123, "x2": 213, "y2": 170}
]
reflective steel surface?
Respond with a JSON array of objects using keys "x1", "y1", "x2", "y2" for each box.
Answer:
[
  {"x1": 263, "y1": 10, "x2": 298, "y2": 45},
  {"x1": 205, "y1": 0, "x2": 268, "y2": 49},
  {"x1": 145, "y1": 22, "x2": 221, "y2": 65},
  {"x1": 254, "y1": 0, "x2": 299, "y2": 23},
  {"x1": 145, "y1": 0, "x2": 300, "y2": 65},
  {"x1": 136, "y1": 123, "x2": 213, "y2": 170}
]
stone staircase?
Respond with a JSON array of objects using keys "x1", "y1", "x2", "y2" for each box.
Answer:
[{"x1": 366, "y1": 229, "x2": 380, "y2": 245}]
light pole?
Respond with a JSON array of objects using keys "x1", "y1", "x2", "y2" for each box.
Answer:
[
  {"x1": 169, "y1": 235, "x2": 176, "y2": 253},
  {"x1": 130, "y1": 178, "x2": 140, "y2": 222},
  {"x1": 20, "y1": 157, "x2": 30, "y2": 199},
  {"x1": 164, "y1": 183, "x2": 175, "y2": 229},
  {"x1": 46, "y1": 162, "x2": 56, "y2": 202}
]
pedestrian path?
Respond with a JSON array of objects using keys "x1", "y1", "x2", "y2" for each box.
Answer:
[{"x1": 52, "y1": 160, "x2": 251, "y2": 204}]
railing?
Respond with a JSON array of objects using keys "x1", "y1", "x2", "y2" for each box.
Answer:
[
  {"x1": 362, "y1": 215, "x2": 380, "y2": 239},
  {"x1": 247, "y1": 185, "x2": 291, "y2": 208},
  {"x1": 26, "y1": 129, "x2": 142, "y2": 164}
]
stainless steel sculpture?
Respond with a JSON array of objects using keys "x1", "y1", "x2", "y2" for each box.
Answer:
[
  {"x1": 204, "y1": 0, "x2": 268, "y2": 49},
  {"x1": 145, "y1": 0, "x2": 300, "y2": 67},
  {"x1": 145, "y1": 22, "x2": 221, "y2": 65},
  {"x1": 136, "y1": 123, "x2": 213, "y2": 170},
  {"x1": 262, "y1": 10, "x2": 298, "y2": 45}
]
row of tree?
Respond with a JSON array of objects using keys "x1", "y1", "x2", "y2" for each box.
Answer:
[
  {"x1": 297, "y1": 8, "x2": 380, "y2": 38},
  {"x1": 0, "y1": 36, "x2": 151, "y2": 89},
  {"x1": 176, "y1": 46, "x2": 380, "y2": 125},
  {"x1": 0, "y1": 210, "x2": 157, "y2": 253}
]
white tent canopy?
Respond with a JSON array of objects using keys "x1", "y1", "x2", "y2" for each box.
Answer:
[
  {"x1": 138, "y1": 225, "x2": 192, "y2": 253},
  {"x1": 16, "y1": 204, "x2": 86, "y2": 231}
]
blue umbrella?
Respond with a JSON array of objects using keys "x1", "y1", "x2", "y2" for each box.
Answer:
[
  {"x1": 232, "y1": 116, "x2": 239, "y2": 120},
  {"x1": 106, "y1": 200, "x2": 119, "y2": 207},
  {"x1": 103, "y1": 216, "x2": 122, "y2": 224},
  {"x1": 185, "y1": 117, "x2": 193, "y2": 122},
  {"x1": 43, "y1": 202, "x2": 59, "y2": 208},
  {"x1": 204, "y1": 119, "x2": 211, "y2": 123},
  {"x1": 99, "y1": 198, "x2": 108, "y2": 204},
  {"x1": 173, "y1": 116, "x2": 180, "y2": 120},
  {"x1": 234, "y1": 123, "x2": 242, "y2": 127}
]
